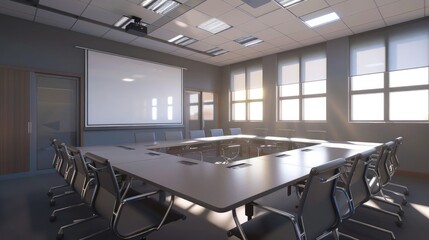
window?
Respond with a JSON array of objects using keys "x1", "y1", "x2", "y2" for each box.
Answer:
[
  {"x1": 350, "y1": 26, "x2": 429, "y2": 122},
  {"x1": 202, "y1": 92, "x2": 214, "y2": 121},
  {"x1": 189, "y1": 93, "x2": 199, "y2": 120},
  {"x1": 278, "y1": 48, "x2": 326, "y2": 121},
  {"x1": 230, "y1": 65, "x2": 263, "y2": 121}
]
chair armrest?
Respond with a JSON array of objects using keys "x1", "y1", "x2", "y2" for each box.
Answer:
[
  {"x1": 251, "y1": 202, "x2": 296, "y2": 222},
  {"x1": 122, "y1": 190, "x2": 161, "y2": 204}
]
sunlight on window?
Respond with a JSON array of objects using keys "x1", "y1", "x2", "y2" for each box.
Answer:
[
  {"x1": 351, "y1": 73, "x2": 384, "y2": 91},
  {"x1": 232, "y1": 73, "x2": 246, "y2": 101},
  {"x1": 232, "y1": 102, "x2": 246, "y2": 121},
  {"x1": 190, "y1": 105, "x2": 199, "y2": 120},
  {"x1": 279, "y1": 83, "x2": 299, "y2": 97},
  {"x1": 189, "y1": 93, "x2": 199, "y2": 103},
  {"x1": 167, "y1": 96, "x2": 173, "y2": 105},
  {"x1": 249, "y1": 69, "x2": 263, "y2": 99},
  {"x1": 390, "y1": 67, "x2": 429, "y2": 88},
  {"x1": 303, "y1": 80, "x2": 326, "y2": 95},
  {"x1": 303, "y1": 97, "x2": 326, "y2": 120},
  {"x1": 390, "y1": 90, "x2": 429, "y2": 120},
  {"x1": 351, "y1": 93, "x2": 384, "y2": 121},
  {"x1": 249, "y1": 101, "x2": 263, "y2": 121},
  {"x1": 203, "y1": 104, "x2": 214, "y2": 120},
  {"x1": 151, "y1": 98, "x2": 157, "y2": 120},
  {"x1": 280, "y1": 99, "x2": 299, "y2": 121}
]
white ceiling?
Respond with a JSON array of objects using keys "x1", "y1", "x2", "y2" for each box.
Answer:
[{"x1": 1, "y1": 0, "x2": 428, "y2": 66}]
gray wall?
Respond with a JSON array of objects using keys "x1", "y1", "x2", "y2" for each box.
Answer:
[
  {"x1": 0, "y1": 14, "x2": 221, "y2": 146},
  {"x1": 220, "y1": 18, "x2": 429, "y2": 175}
]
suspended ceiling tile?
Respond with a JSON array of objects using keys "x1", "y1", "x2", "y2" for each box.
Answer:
[
  {"x1": 179, "y1": 25, "x2": 212, "y2": 40},
  {"x1": 40, "y1": 0, "x2": 89, "y2": 16},
  {"x1": 297, "y1": 35, "x2": 326, "y2": 46},
  {"x1": 35, "y1": 8, "x2": 77, "y2": 30},
  {"x1": 0, "y1": 0, "x2": 36, "y2": 16},
  {"x1": 170, "y1": 47, "x2": 197, "y2": 57},
  {"x1": 0, "y1": 5, "x2": 34, "y2": 21},
  {"x1": 349, "y1": 19, "x2": 386, "y2": 34},
  {"x1": 102, "y1": 29, "x2": 138, "y2": 44},
  {"x1": 249, "y1": 42, "x2": 277, "y2": 52},
  {"x1": 218, "y1": 41, "x2": 243, "y2": 51},
  {"x1": 313, "y1": 20, "x2": 349, "y2": 35},
  {"x1": 278, "y1": 42, "x2": 303, "y2": 51},
  {"x1": 384, "y1": 9, "x2": 425, "y2": 26},
  {"x1": 233, "y1": 46, "x2": 259, "y2": 56},
  {"x1": 325, "y1": 0, "x2": 348, "y2": 5},
  {"x1": 175, "y1": 9, "x2": 211, "y2": 27},
  {"x1": 90, "y1": 0, "x2": 160, "y2": 24},
  {"x1": 71, "y1": 19, "x2": 110, "y2": 37},
  {"x1": 216, "y1": 27, "x2": 248, "y2": 41},
  {"x1": 287, "y1": 29, "x2": 321, "y2": 42},
  {"x1": 331, "y1": 0, "x2": 377, "y2": 17},
  {"x1": 253, "y1": 28, "x2": 285, "y2": 41},
  {"x1": 236, "y1": 19, "x2": 268, "y2": 33},
  {"x1": 218, "y1": 8, "x2": 253, "y2": 26},
  {"x1": 342, "y1": 7, "x2": 383, "y2": 27},
  {"x1": 81, "y1": 4, "x2": 122, "y2": 25},
  {"x1": 222, "y1": 0, "x2": 245, "y2": 7},
  {"x1": 187, "y1": 52, "x2": 211, "y2": 61},
  {"x1": 288, "y1": 0, "x2": 329, "y2": 17},
  {"x1": 374, "y1": 0, "x2": 402, "y2": 7},
  {"x1": 194, "y1": 0, "x2": 234, "y2": 17},
  {"x1": 130, "y1": 37, "x2": 179, "y2": 53},
  {"x1": 256, "y1": 8, "x2": 296, "y2": 27},
  {"x1": 150, "y1": 28, "x2": 180, "y2": 41},
  {"x1": 200, "y1": 34, "x2": 229, "y2": 45},
  {"x1": 273, "y1": 18, "x2": 308, "y2": 35},
  {"x1": 265, "y1": 35, "x2": 298, "y2": 47},
  {"x1": 238, "y1": 1, "x2": 279, "y2": 18},
  {"x1": 319, "y1": 28, "x2": 353, "y2": 40},
  {"x1": 187, "y1": 41, "x2": 214, "y2": 52},
  {"x1": 378, "y1": 0, "x2": 424, "y2": 19}
]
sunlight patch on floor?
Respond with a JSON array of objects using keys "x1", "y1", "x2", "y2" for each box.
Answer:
[{"x1": 410, "y1": 203, "x2": 429, "y2": 219}]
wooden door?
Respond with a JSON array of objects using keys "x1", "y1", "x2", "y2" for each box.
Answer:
[{"x1": 0, "y1": 67, "x2": 30, "y2": 174}]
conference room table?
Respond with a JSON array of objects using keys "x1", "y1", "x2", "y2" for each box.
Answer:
[{"x1": 78, "y1": 135, "x2": 379, "y2": 216}]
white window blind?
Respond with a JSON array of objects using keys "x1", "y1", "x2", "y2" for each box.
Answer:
[{"x1": 350, "y1": 37, "x2": 385, "y2": 76}]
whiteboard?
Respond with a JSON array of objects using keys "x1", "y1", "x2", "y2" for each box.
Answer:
[{"x1": 85, "y1": 50, "x2": 183, "y2": 127}]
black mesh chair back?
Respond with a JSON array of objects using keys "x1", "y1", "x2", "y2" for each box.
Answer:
[
  {"x1": 297, "y1": 158, "x2": 346, "y2": 240},
  {"x1": 85, "y1": 152, "x2": 120, "y2": 223},
  {"x1": 344, "y1": 149, "x2": 375, "y2": 211},
  {"x1": 389, "y1": 137, "x2": 403, "y2": 173},
  {"x1": 52, "y1": 139, "x2": 68, "y2": 177},
  {"x1": 373, "y1": 141, "x2": 395, "y2": 188},
  {"x1": 68, "y1": 145, "x2": 93, "y2": 203},
  {"x1": 164, "y1": 131, "x2": 183, "y2": 141},
  {"x1": 58, "y1": 143, "x2": 76, "y2": 185}
]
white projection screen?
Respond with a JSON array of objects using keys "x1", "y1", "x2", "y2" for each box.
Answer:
[{"x1": 85, "y1": 50, "x2": 183, "y2": 128}]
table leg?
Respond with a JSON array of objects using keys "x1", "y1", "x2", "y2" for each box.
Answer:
[{"x1": 245, "y1": 203, "x2": 254, "y2": 220}]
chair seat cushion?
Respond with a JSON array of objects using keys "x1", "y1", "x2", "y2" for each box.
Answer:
[{"x1": 228, "y1": 212, "x2": 298, "y2": 240}]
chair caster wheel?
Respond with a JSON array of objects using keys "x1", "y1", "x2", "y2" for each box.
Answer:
[
  {"x1": 396, "y1": 221, "x2": 402, "y2": 228},
  {"x1": 49, "y1": 215, "x2": 56, "y2": 222},
  {"x1": 404, "y1": 190, "x2": 409, "y2": 196},
  {"x1": 56, "y1": 232, "x2": 64, "y2": 240},
  {"x1": 398, "y1": 210, "x2": 404, "y2": 216},
  {"x1": 402, "y1": 200, "x2": 407, "y2": 206},
  {"x1": 47, "y1": 192, "x2": 53, "y2": 197},
  {"x1": 50, "y1": 200, "x2": 55, "y2": 207}
]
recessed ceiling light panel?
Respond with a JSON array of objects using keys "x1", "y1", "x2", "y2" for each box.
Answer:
[
  {"x1": 234, "y1": 36, "x2": 264, "y2": 47},
  {"x1": 206, "y1": 47, "x2": 228, "y2": 56},
  {"x1": 140, "y1": 0, "x2": 180, "y2": 15},
  {"x1": 198, "y1": 18, "x2": 232, "y2": 34},
  {"x1": 168, "y1": 35, "x2": 197, "y2": 46},
  {"x1": 302, "y1": 12, "x2": 340, "y2": 28},
  {"x1": 274, "y1": 0, "x2": 305, "y2": 8}
]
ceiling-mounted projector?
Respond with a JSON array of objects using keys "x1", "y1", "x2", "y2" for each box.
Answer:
[{"x1": 125, "y1": 17, "x2": 147, "y2": 37}]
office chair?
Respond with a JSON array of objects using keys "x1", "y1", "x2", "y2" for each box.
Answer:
[
  {"x1": 336, "y1": 150, "x2": 396, "y2": 240},
  {"x1": 47, "y1": 139, "x2": 72, "y2": 198},
  {"x1": 366, "y1": 141, "x2": 404, "y2": 225},
  {"x1": 190, "y1": 129, "x2": 206, "y2": 139},
  {"x1": 134, "y1": 132, "x2": 156, "y2": 144},
  {"x1": 49, "y1": 142, "x2": 77, "y2": 207},
  {"x1": 210, "y1": 128, "x2": 240, "y2": 164},
  {"x1": 54, "y1": 145, "x2": 99, "y2": 239},
  {"x1": 210, "y1": 128, "x2": 224, "y2": 136},
  {"x1": 165, "y1": 130, "x2": 184, "y2": 141},
  {"x1": 253, "y1": 128, "x2": 280, "y2": 156},
  {"x1": 228, "y1": 158, "x2": 347, "y2": 240},
  {"x1": 82, "y1": 152, "x2": 186, "y2": 240},
  {"x1": 229, "y1": 127, "x2": 242, "y2": 135},
  {"x1": 384, "y1": 137, "x2": 409, "y2": 200}
]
